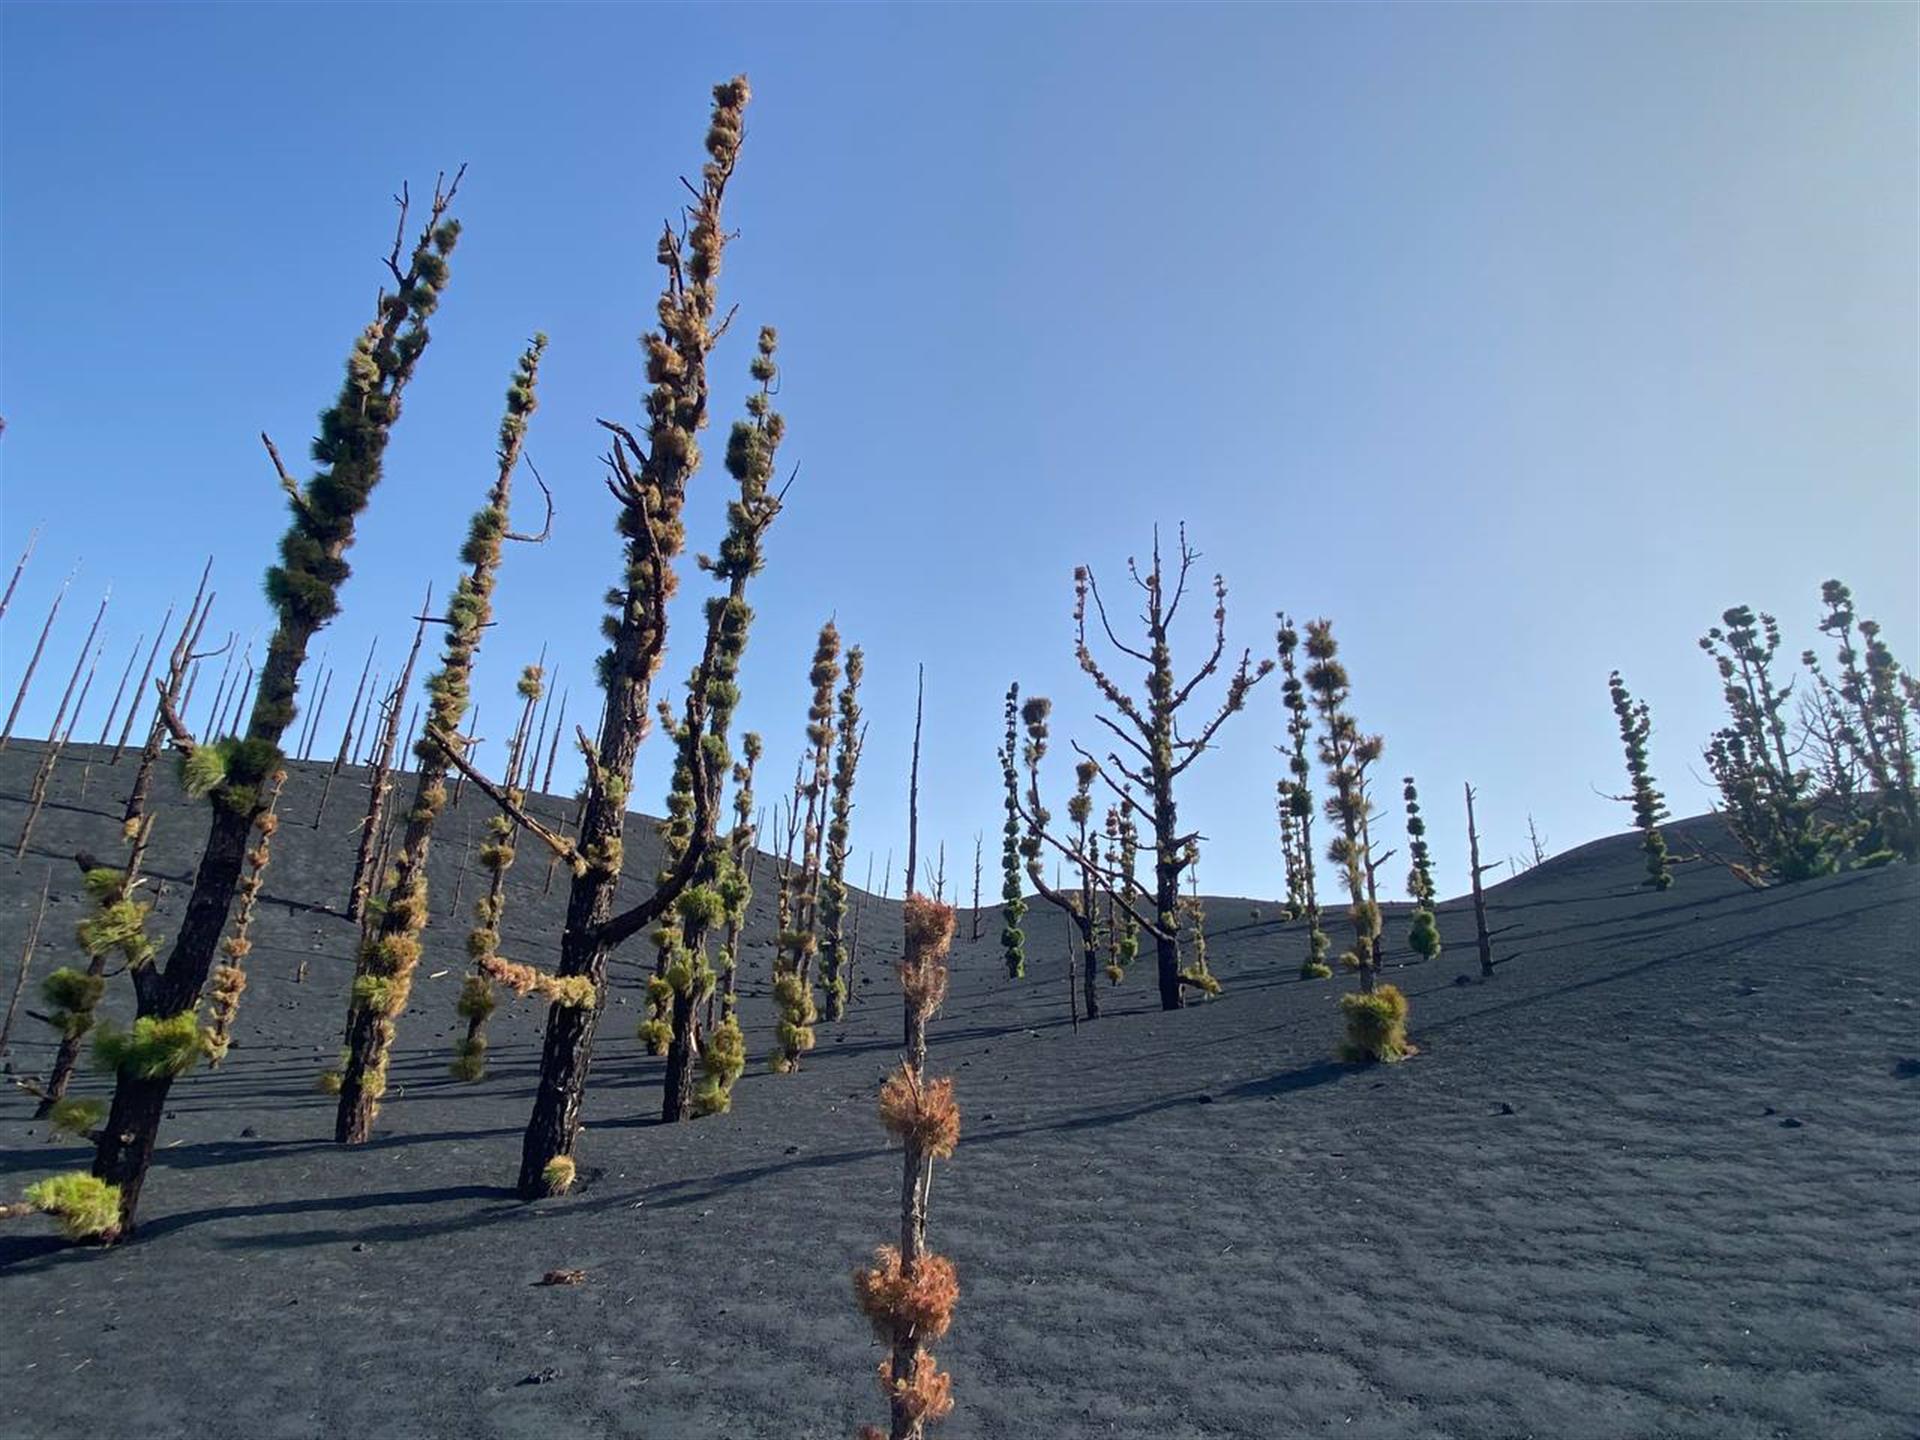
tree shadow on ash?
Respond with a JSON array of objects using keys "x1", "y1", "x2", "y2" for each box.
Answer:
[
  {"x1": 0, "y1": 1181, "x2": 518, "y2": 1274},
  {"x1": 1407, "y1": 889, "x2": 1918, "y2": 1039}
]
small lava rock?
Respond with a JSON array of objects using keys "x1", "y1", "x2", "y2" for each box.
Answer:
[
  {"x1": 240, "y1": 1127, "x2": 257, "y2": 1138},
  {"x1": 1779, "y1": 1117, "x2": 1804, "y2": 1129},
  {"x1": 1453, "y1": 974, "x2": 1472, "y2": 987},
  {"x1": 515, "y1": 1368, "x2": 561, "y2": 1386},
  {"x1": 1196, "y1": 1094, "x2": 1214, "y2": 1105},
  {"x1": 1496, "y1": 1102, "x2": 1517, "y2": 1116},
  {"x1": 537, "y1": 1269, "x2": 587, "y2": 1287}
]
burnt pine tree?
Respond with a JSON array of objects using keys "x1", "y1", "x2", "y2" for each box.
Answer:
[
  {"x1": 1607, "y1": 669, "x2": 1672, "y2": 889},
  {"x1": 329, "y1": 339, "x2": 547, "y2": 1131},
  {"x1": 1303, "y1": 620, "x2": 1410, "y2": 1062},
  {"x1": 1027, "y1": 527, "x2": 1272, "y2": 1010},
  {"x1": 1276, "y1": 616, "x2": 1329, "y2": 978},
  {"x1": 1100, "y1": 803, "x2": 1141, "y2": 984},
  {"x1": 1700, "y1": 606, "x2": 1836, "y2": 883},
  {"x1": 997, "y1": 687, "x2": 1028, "y2": 979},
  {"x1": 1812, "y1": 580, "x2": 1918, "y2": 862},
  {"x1": 1401, "y1": 776, "x2": 1441, "y2": 962},
  {"x1": 713, "y1": 731, "x2": 762, "y2": 1025},
  {"x1": 1005, "y1": 691, "x2": 1103, "y2": 1018},
  {"x1": 818, "y1": 645, "x2": 866, "y2": 1021},
  {"x1": 658, "y1": 327, "x2": 786, "y2": 1122},
  {"x1": 1464, "y1": 782, "x2": 1499, "y2": 979},
  {"x1": 856, "y1": 741, "x2": 961, "y2": 1440},
  {"x1": 769, "y1": 622, "x2": 840, "y2": 1072},
  {"x1": 447, "y1": 662, "x2": 553, "y2": 1086},
  {"x1": 79, "y1": 172, "x2": 464, "y2": 1236},
  {"x1": 433, "y1": 80, "x2": 755, "y2": 1197}
]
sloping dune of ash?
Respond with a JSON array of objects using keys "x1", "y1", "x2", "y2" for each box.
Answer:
[{"x1": 2, "y1": 744, "x2": 1915, "y2": 1439}]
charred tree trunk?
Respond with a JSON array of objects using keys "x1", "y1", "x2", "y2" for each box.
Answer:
[
  {"x1": 113, "y1": 617, "x2": 173, "y2": 763},
  {"x1": 17, "y1": 591, "x2": 109, "y2": 858},
  {"x1": 0, "y1": 524, "x2": 39, "y2": 624},
  {"x1": 346, "y1": 600, "x2": 428, "y2": 921},
  {"x1": 0, "y1": 869, "x2": 50, "y2": 1057},
  {"x1": 515, "y1": 78, "x2": 750, "y2": 1195},
  {"x1": 0, "y1": 564, "x2": 74, "y2": 752},
  {"x1": 1466, "y1": 783, "x2": 1496, "y2": 978},
  {"x1": 90, "y1": 171, "x2": 465, "y2": 1235}
]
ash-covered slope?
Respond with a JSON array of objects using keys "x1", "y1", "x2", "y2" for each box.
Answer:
[{"x1": 1, "y1": 741, "x2": 1915, "y2": 1440}]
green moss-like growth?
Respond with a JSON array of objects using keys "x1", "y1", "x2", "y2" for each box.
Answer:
[
  {"x1": 48, "y1": 1097, "x2": 106, "y2": 1138},
  {"x1": 179, "y1": 742, "x2": 229, "y2": 799},
  {"x1": 1339, "y1": 983, "x2": 1413, "y2": 1063},
  {"x1": 691, "y1": 1015, "x2": 746, "y2": 1116},
  {"x1": 94, "y1": 1011, "x2": 205, "y2": 1080},
  {"x1": 41, "y1": 968, "x2": 106, "y2": 1038},
  {"x1": 770, "y1": 971, "x2": 817, "y2": 1073},
  {"x1": 23, "y1": 1172, "x2": 123, "y2": 1241}
]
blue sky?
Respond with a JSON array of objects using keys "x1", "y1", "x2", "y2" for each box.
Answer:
[{"x1": 2, "y1": 3, "x2": 1914, "y2": 904}]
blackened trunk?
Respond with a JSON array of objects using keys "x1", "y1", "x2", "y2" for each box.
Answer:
[
  {"x1": 518, "y1": 881, "x2": 615, "y2": 1196},
  {"x1": 90, "y1": 796, "x2": 252, "y2": 1230},
  {"x1": 334, "y1": 1002, "x2": 386, "y2": 1144},
  {"x1": 90, "y1": 1069, "x2": 170, "y2": 1237},
  {"x1": 1467, "y1": 783, "x2": 1494, "y2": 978},
  {"x1": 1080, "y1": 915, "x2": 1100, "y2": 1020},
  {"x1": 661, "y1": 987, "x2": 697, "y2": 1123}
]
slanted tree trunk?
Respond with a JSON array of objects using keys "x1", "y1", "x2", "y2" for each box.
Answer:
[
  {"x1": 0, "y1": 869, "x2": 50, "y2": 1057},
  {"x1": 0, "y1": 562, "x2": 74, "y2": 752},
  {"x1": 336, "y1": 337, "x2": 547, "y2": 1141},
  {"x1": 92, "y1": 171, "x2": 465, "y2": 1236},
  {"x1": 346, "y1": 599, "x2": 429, "y2": 921}
]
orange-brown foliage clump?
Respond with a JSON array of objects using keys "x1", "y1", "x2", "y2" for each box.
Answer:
[
  {"x1": 879, "y1": 1352, "x2": 954, "y2": 1429},
  {"x1": 853, "y1": 1246, "x2": 959, "y2": 1343},
  {"x1": 878, "y1": 1067, "x2": 960, "y2": 1159}
]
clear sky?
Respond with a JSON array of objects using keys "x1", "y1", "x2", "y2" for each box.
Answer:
[{"x1": 2, "y1": 3, "x2": 1914, "y2": 905}]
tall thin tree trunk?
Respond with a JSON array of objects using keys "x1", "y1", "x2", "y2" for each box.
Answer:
[
  {"x1": 113, "y1": 610, "x2": 174, "y2": 763},
  {"x1": 96, "y1": 630, "x2": 146, "y2": 750},
  {"x1": 1467, "y1": 782, "x2": 1495, "y2": 979},
  {"x1": 346, "y1": 599, "x2": 428, "y2": 921},
  {"x1": 0, "y1": 524, "x2": 40, "y2": 623},
  {"x1": 0, "y1": 562, "x2": 75, "y2": 752},
  {"x1": 0, "y1": 869, "x2": 50, "y2": 1057},
  {"x1": 17, "y1": 591, "x2": 109, "y2": 858}
]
